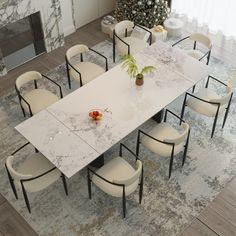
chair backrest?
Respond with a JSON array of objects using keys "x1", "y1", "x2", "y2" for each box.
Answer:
[
  {"x1": 66, "y1": 44, "x2": 89, "y2": 61},
  {"x1": 114, "y1": 20, "x2": 134, "y2": 38},
  {"x1": 113, "y1": 160, "x2": 142, "y2": 185},
  {"x1": 189, "y1": 33, "x2": 212, "y2": 49},
  {"x1": 15, "y1": 71, "x2": 42, "y2": 90},
  {"x1": 209, "y1": 86, "x2": 233, "y2": 105},
  {"x1": 164, "y1": 122, "x2": 190, "y2": 145},
  {"x1": 6, "y1": 156, "x2": 32, "y2": 181}
]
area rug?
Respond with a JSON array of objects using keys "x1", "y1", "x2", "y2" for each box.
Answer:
[{"x1": 0, "y1": 39, "x2": 235, "y2": 236}]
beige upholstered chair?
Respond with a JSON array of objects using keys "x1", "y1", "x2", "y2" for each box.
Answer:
[
  {"x1": 65, "y1": 44, "x2": 108, "y2": 89},
  {"x1": 15, "y1": 71, "x2": 63, "y2": 117},
  {"x1": 87, "y1": 143, "x2": 143, "y2": 218},
  {"x1": 136, "y1": 109, "x2": 190, "y2": 178},
  {"x1": 172, "y1": 33, "x2": 212, "y2": 65},
  {"x1": 5, "y1": 143, "x2": 68, "y2": 213},
  {"x1": 181, "y1": 75, "x2": 233, "y2": 138},
  {"x1": 113, "y1": 20, "x2": 152, "y2": 62}
]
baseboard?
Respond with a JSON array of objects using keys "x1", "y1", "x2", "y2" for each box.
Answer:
[{"x1": 63, "y1": 25, "x2": 76, "y2": 36}]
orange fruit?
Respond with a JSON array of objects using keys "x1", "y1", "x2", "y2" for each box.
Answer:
[
  {"x1": 95, "y1": 115, "x2": 102, "y2": 120},
  {"x1": 93, "y1": 111, "x2": 99, "y2": 116}
]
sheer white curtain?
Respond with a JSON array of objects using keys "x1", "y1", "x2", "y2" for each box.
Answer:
[
  {"x1": 172, "y1": 0, "x2": 236, "y2": 37},
  {"x1": 171, "y1": 0, "x2": 236, "y2": 64}
]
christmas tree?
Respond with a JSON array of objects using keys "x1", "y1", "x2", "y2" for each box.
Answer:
[{"x1": 114, "y1": 0, "x2": 170, "y2": 28}]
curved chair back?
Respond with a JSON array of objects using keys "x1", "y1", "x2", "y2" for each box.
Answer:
[
  {"x1": 209, "y1": 86, "x2": 233, "y2": 105},
  {"x1": 164, "y1": 122, "x2": 190, "y2": 145},
  {"x1": 16, "y1": 71, "x2": 42, "y2": 90},
  {"x1": 6, "y1": 156, "x2": 32, "y2": 181},
  {"x1": 113, "y1": 160, "x2": 142, "y2": 185},
  {"x1": 114, "y1": 20, "x2": 134, "y2": 38},
  {"x1": 189, "y1": 33, "x2": 212, "y2": 49},
  {"x1": 66, "y1": 44, "x2": 89, "y2": 61}
]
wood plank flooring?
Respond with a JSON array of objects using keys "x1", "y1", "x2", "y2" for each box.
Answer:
[
  {"x1": 182, "y1": 219, "x2": 218, "y2": 236},
  {"x1": 0, "y1": 195, "x2": 37, "y2": 236},
  {"x1": 181, "y1": 177, "x2": 236, "y2": 236},
  {"x1": 0, "y1": 17, "x2": 235, "y2": 236}
]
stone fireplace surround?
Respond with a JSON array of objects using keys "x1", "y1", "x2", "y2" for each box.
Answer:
[{"x1": 0, "y1": 0, "x2": 65, "y2": 75}]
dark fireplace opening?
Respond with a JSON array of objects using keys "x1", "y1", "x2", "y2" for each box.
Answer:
[{"x1": 0, "y1": 11, "x2": 46, "y2": 71}]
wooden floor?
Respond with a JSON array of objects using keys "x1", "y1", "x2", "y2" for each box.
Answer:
[
  {"x1": 181, "y1": 177, "x2": 236, "y2": 236},
  {"x1": 0, "y1": 18, "x2": 235, "y2": 236},
  {"x1": 0, "y1": 194, "x2": 37, "y2": 236}
]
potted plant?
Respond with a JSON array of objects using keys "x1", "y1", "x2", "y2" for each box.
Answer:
[{"x1": 121, "y1": 54, "x2": 156, "y2": 86}]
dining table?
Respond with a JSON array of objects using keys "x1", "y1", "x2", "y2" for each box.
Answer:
[{"x1": 15, "y1": 41, "x2": 211, "y2": 178}]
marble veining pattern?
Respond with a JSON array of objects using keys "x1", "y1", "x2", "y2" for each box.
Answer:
[
  {"x1": 45, "y1": 47, "x2": 194, "y2": 156},
  {"x1": 0, "y1": 0, "x2": 64, "y2": 56},
  {"x1": 0, "y1": 40, "x2": 235, "y2": 236},
  {"x1": 16, "y1": 110, "x2": 99, "y2": 178},
  {"x1": 140, "y1": 41, "x2": 212, "y2": 84}
]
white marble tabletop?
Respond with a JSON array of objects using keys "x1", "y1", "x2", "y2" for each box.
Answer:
[
  {"x1": 15, "y1": 41, "x2": 211, "y2": 178},
  {"x1": 47, "y1": 62, "x2": 193, "y2": 155},
  {"x1": 15, "y1": 110, "x2": 99, "y2": 178},
  {"x1": 140, "y1": 41, "x2": 211, "y2": 84}
]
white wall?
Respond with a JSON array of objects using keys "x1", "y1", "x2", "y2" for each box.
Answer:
[
  {"x1": 73, "y1": 0, "x2": 116, "y2": 29},
  {"x1": 59, "y1": 0, "x2": 116, "y2": 36},
  {"x1": 60, "y1": 0, "x2": 76, "y2": 36}
]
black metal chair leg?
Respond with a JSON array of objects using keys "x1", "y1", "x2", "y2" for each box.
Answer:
[
  {"x1": 66, "y1": 64, "x2": 71, "y2": 89},
  {"x1": 21, "y1": 183, "x2": 31, "y2": 213},
  {"x1": 180, "y1": 95, "x2": 187, "y2": 125},
  {"x1": 182, "y1": 130, "x2": 190, "y2": 166},
  {"x1": 67, "y1": 76, "x2": 71, "y2": 90},
  {"x1": 139, "y1": 168, "x2": 143, "y2": 204},
  {"x1": 169, "y1": 154, "x2": 174, "y2": 179},
  {"x1": 222, "y1": 94, "x2": 233, "y2": 129},
  {"x1": 136, "y1": 133, "x2": 141, "y2": 156},
  {"x1": 182, "y1": 143, "x2": 188, "y2": 167},
  {"x1": 113, "y1": 32, "x2": 116, "y2": 63},
  {"x1": 113, "y1": 43, "x2": 116, "y2": 63},
  {"x1": 6, "y1": 166, "x2": 18, "y2": 199},
  {"x1": 87, "y1": 170, "x2": 92, "y2": 199},
  {"x1": 20, "y1": 105, "x2": 26, "y2": 118},
  {"x1": 10, "y1": 179, "x2": 18, "y2": 200},
  {"x1": 61, "y1": 174, "x2": 68, "y2": 196},
  {"x1": 222, "y1": 108, "x2": 229, "y2": 129},
  {"x1": 211, "y1": 113, "x2": 218, "y2": 138},
  {"x1": 206, "y1": 51, "x2": 211, "y2": 65},
  {"x1": 122, "y1": 187, "x2": 126, "y2": 218}
]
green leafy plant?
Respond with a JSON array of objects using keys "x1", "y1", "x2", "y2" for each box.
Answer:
[{"x1": 121, "y1": 54, "x2": 156, "y2": 79}]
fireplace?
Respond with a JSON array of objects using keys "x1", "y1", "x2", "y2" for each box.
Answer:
[
  {"x1": 0, "y1": 11, "x2": 46, "y2": 71},
  {"x1": 0, "y1": 0, "x2": 65, "y2": 76}
]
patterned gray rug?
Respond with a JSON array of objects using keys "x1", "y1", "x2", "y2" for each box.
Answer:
[{"x1": 0, "y1": 40, "x2": 235, "y2": 236}]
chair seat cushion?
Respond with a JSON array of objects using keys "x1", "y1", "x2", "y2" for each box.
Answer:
[
  {"x1": 142, "y1": 123, "x2": 185, "y2": 157},
  {"x1": 21, "y1": 89, "x2": 59, "y2": 115},
  {"x1": 186, "y1": 88, "x2": 227, "y2": 117},
  {"x1": 15, "y1": 153, "x2": 61, "y2": 192},
  {"x1": 186, "y1": 49, "x2": 208, "y2": 63},
  {"x1": 92, "y1": 157, "x2": 139, "y2": 197},
  {"x1": 116, "y1": 36, "x2": 149, "y2": 55},
  {"x1": 69, "y1": 62, "x2": 105, "y2": 85}
]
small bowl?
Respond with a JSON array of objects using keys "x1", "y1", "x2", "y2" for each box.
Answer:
[{"x1": 88, "y1": 109, "x2": 103, "y2": 121}]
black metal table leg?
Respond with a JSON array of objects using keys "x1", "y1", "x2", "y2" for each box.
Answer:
[
  {"x1": 90, "y1": 154, "x2": 104, "y2": 168},
  {"x1": 152, "y1": 109, "x2": 164, "y2": 123}
]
